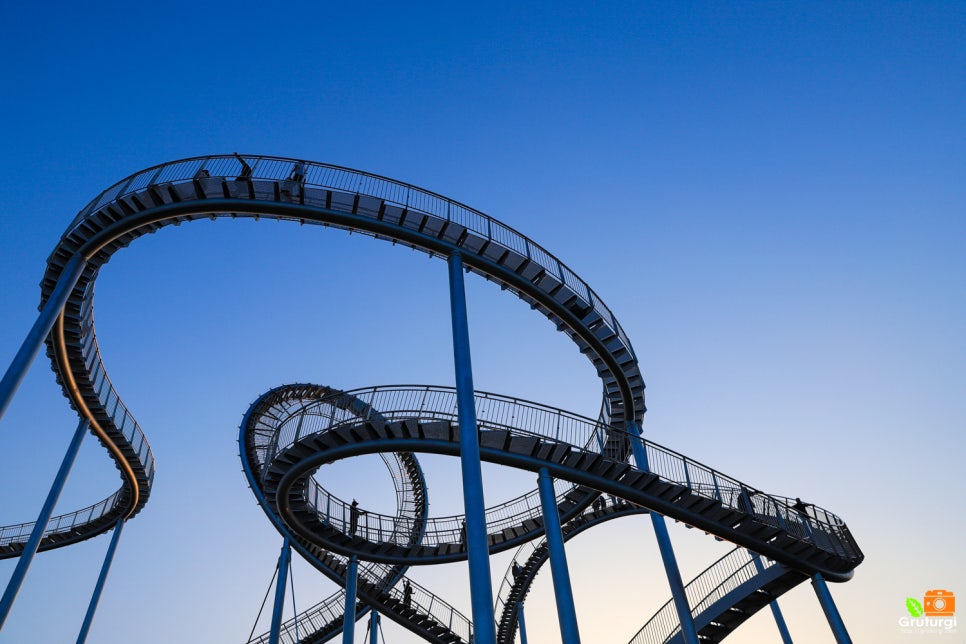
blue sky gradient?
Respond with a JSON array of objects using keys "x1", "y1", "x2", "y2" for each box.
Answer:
[{"x1": 0, "y1": 2, "x2": 963, "y2": 642}]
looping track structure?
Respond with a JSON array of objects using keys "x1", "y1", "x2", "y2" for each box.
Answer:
[{"x1": 0, "y1": 154, "x2": 863, "y2": 643}]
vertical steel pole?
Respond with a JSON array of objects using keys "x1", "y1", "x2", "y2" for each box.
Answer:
[
  {"x1": 447, "y1": 252, "x2": 495, "y2": 644},
  {"x1": 369, "y1": 610, "x2": 379, "y2": 644},
  {"x1": 76, "y1": 517, "x2": 125, "y2": 644},
  {"x1": 268, "y1": 538, "x2": 290, "y2": 644},
  {"x1": 0, "y1": 417, "x2": 89, "y2": 630},
  {"x1": 537, "y1": 468, "x2": 581, "y2": 644},
  {"x1": 751, "y1": 554, "x2": 793, "y2": 643},
  {"x1": 516, "y1": 601, "x2": 529, "y2": 644},
  {"x1": 812, "y1": 573, "x2": 853, "y2": 644},
  {"x1": 343, "y1": 555, "x2": 359, "y2": 644},
  {"x1": 627, "y1": 423, "x2": 699, "y2": 644},
  {"x1": 0, "y1": 253, "x2": 87, "y2": 423}
]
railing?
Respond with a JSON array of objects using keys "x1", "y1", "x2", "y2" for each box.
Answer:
[
  {"x1": 248, "y1": 556, "x2": 476, "y2": 644},
  {"x1": 67, "y1": 154, "x2": 636, "y2": 369},
  {"x1": 249, "y1": 589, "x2": 345, "y2": 644},
  {"x1": 386, "y1": 575, "x2": 473, "y2": 643},
  {"x1": 493, "y1": 493, "x2": 636, "y2": 629},
  {"x1": 638, "y1": 435, "x2": 861, "y2": 562},
  {"x1": 80, "y1": 327, "x2": 155, "y2": 483},
  {"x1": 256, "y1": 558, "x2": 473, "y2": 644},
  {"x1": 254, "y1": 384, "x2": 858, "y2": 563},
  {"x1": 305, "y1": 474, "x2": 573, "y2": 549},
  {"x1": 0, "y1": 489, "x2": 123, "y2": 547},
  {"x1": 246, "y1": 385, "x2": 426, "y2": 548},
  {"x1": 243, "y1": 384, "x2": 471, "y2": 643},
  {"x1": 262, "y1": 385, "x2": 615, "y2": 469},
  {"x1": 260, "y1": 385, "x2": 605, "y2": 547},
  {"x1": 628, "y1": 547, "x2": 776, "y2": 644}
]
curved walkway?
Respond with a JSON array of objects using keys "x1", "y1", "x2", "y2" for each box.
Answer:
[{"x1": 0, "y1": 154, "x2": 863, "y2": 643}]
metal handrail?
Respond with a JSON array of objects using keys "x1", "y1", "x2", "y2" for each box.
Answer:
[
  {"x1": 304, "y1": 474, "x2": 573, "y2": 549},
  {"x1": 263, "y1": 385, "x2": 857, "y2": 562},
  {"x1": 628, "y1": 547, "x2": 774, "y2": 644},
  {"x1": 0, "y1": 489, "x2": 123, "y2": 547},
  {"x1": 262, "y1": 385, "x2": 604, "y2": 547},
  {"x1": 249, "y1": 557, "x2": 474, "y2": 644},
  {"x1": 264, "y1": 385, "x2": 616, "y2": 469},
  {"x1": 242, "y1": 384, "x2": 470, "y2": 643},
  {"x1": 67, "y1": 154, "x2": 636, "y2": 364},
  {"x1": 82, "y1": 328, "x2": 155, "y2": 483}
]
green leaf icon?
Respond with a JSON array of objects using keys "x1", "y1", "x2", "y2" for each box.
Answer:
[{"x1": 906, "y1": 597, "x2": 924, "y2": 617}]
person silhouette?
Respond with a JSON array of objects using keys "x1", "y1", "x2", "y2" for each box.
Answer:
[
  {"x1": 403, "y1": 579, "x2": 412, "y2": 608},
  {"x1": 349, "y1": 499, "x2": 365, "y2": 535}
]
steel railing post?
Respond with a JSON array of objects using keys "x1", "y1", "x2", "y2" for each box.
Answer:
[
  {"x1": 76, "y1": 517, "x2": 125, "y2": 644},
  {"x1": 627, "y1": 422, "x2": 699, "y2": 644},
  {"x1": 812, "y1": 573, "x2": 853, "y2": 643},
  {"x1": 447, "y1": 252, "x2": 495, "y2": 644},
  {"x1": 269, "y1": 538, "x2": 290, "y2": 644},
  {"x1": 343, "y1": 555, "x2": 359, "y2": 644},
  {"x1": 0, "y1": 418, "x2": 89, "y2": 630},
  {"x1": 537, "y1": 467, "x2": 581, "y2": 643},
  {"x1": 0, "y1": 253, "x2": 87, "y2": 423}
]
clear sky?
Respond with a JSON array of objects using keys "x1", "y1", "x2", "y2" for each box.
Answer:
[{"x1": 0, "y1": 2, "x2": 963, "y2": 643}]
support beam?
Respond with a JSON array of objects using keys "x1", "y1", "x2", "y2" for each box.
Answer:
[
  {"x1": 516, "y1": 601, "x2": 529, "y2": 644},
  {"x1": 447, "y1": 252, "x2": 495, "y2": 644},
  {"x1": 76, "y1": 517, "x2": 125, "y2": 644},
  {"x1": 0, "y1": 253, "x2": 87, "y2": 423},
  {"x1": 537, "y1": 468, "x2": 581, "y2": 644},
  {"x1": 0, "y1": 418, "x2": 89, "y2": 630},
  {"x1": 369, "y1": 610, "x2": 379, "y2": 644},
  {"x1": 627, "y1": 423, "x2": 699, "y2": 644},
  {"x1": 812, "y1": 573, "x2": 852, "y2": 644},
  {"x1": 343, "y1": 555, "x2": 359, "y2": 644},
  {"x1": 269, "y1": 539, "x2": 290, "y2": 644},
  {"x1": 751, "y1": 554, "x2": 793, "y2": 644}
]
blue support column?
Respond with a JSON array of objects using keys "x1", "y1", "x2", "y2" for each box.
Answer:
[
  {"x1": 0, "y1": 417, "x2": 89, "y2": 630},
  {"x1": 0, "y1": 253, "x2": 87, "y2": 423},
  {"x1": 343, "y1": 555, "x2": 359, "y2": 644},
  {"x1": 537, "y1": 468, "x2": 581, "y2": 644},
  {"x1": 369, "y1": 610, "x2": 379, "y2": 644},
  {"x1": 269, "y1": 539, "x2": 291, "y2": 644},
  {"x1": 812, "y1": 573, "x2": 853, "y2": 644},
  {"x1": 627, "y1": 423, "x2": 699, "y2": 644},
  {"x1": 447, "y1": 252, "x2": 496, "y2": 644},
  {"x1": 751, "y1": 554, "x2": 793, "y2": 643},
  {"x1": 76, "y1": 517, "x2": 125, "y2": 644},
  {"x1": 516, "y1": 601, "x2": 529, "y2": 644}
]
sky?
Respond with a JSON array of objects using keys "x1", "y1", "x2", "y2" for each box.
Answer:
[{"x1": 0, "y1": 1, "x2": 963, "y2": 643}]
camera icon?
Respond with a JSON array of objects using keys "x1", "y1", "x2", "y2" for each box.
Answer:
[{"x1": 924, "y1": 589, "x2": 955, "y2": 616}]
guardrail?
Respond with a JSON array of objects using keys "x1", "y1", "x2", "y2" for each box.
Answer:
[
  {"x1": 0, "y1": 490, "x2": 123, "y2": 547},
  {"x1": 82, "y1": 330, "x2": 155, "y2": 483},
  {"x1": 261, "y1": 386, "x2": 596, "y2": 547},
  {"x1": 639, "y1": 437, "x2": 861, "y2": 562},
  {"x1": 628, "y1": 547, "x2": 774, "y2": 644},
  {"x1": 259, "y1": 384, "x2": 859, "y2": 564},
  {"x1": 68, "y1": 154, "x2": 636, "y2": 366},
  {"x1": 305, "y1": 474, "x2": 573, "y2": 549}
]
